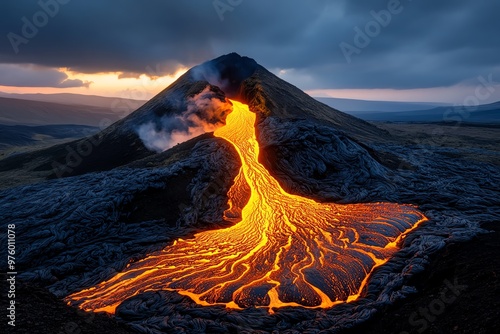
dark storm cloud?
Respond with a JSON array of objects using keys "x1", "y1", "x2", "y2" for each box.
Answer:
[
  {"x1": 0, "y1": 0, "x2": 498, "y2": 89},
  {"x1": 0, "y1": 63, "x2": 90, "y2": 87}
]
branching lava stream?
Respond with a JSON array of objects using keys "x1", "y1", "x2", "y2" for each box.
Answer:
[{"x1": 66, "y1": 100, "x2": 427, "y2": 313}]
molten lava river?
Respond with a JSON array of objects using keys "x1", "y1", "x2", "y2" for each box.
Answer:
[{"x1": 66, "y1": 100, "x2": 427, "y2": 313}]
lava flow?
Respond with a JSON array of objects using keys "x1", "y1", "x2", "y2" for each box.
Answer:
[{"x1": 66, "y1": 100, "x2": 427, "y2": 313}]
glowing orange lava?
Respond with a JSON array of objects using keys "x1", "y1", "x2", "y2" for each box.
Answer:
[{"x1": 66, "y1": 100, "x2": 426, "y2": 313}]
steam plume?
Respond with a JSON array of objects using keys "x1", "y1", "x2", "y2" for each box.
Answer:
[{"x1": 136, "y1": 86, "x2": 232, "y2": 152}]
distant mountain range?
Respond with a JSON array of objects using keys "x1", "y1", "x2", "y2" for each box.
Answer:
[
  {"x1": 0, "y1": 92, "x2": 147, "y2": 109},
  {"x1": 353, "y1": 101, "x2": 500, "y2": 123},
  {"x1": 316, "y1": 97, "x2": 499, "y2": 123},
  {"x1": 1, "y1": 91, "x2": 498, "y2": 126},
  {"x1": 0, "y1": 94, "x2": 143, "y2": 126},
  {"x1": 315, "y1": 97, "x2": 450, "y2": 113}
]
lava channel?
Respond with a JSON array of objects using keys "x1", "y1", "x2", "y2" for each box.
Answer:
[{"x1": 66, "y1": 100, "x2": 427, "y2": 313}]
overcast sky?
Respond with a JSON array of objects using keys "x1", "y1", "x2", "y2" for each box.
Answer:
[{"x1": 0, "y1": 0, "x2": 499, "y2": 103}]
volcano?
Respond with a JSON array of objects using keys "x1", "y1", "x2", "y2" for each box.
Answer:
[
  {"x1": 65, "y1": 99, "x2": 425, "y2": 313},
  {"x1": 1, "y1": 54, "x2": 495, "y2": 333},
  {"x1": 0, "y1": 53, "x2": 389, "y2": 185}
]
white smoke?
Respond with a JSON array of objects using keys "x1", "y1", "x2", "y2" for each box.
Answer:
[
  {"x1": 136, "y1": 87, "x2": 233, "y2": 152},
  {"x1": 190, "y1": 62, "x2": 230, "y2": 92}
]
